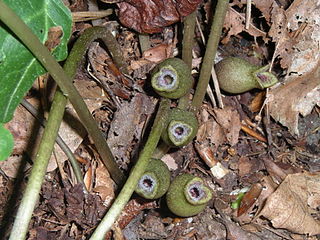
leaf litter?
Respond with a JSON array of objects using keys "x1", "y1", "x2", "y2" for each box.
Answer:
[{"x1": 2, "y1": 0, "x2": 320, "y2": 239}]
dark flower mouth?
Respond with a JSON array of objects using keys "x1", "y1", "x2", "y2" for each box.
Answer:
[
  {"x1": 138, "y1": 175, "x2": 156, "y2": 193},
  {"x1": 156, "y1": 68, "x2": 177, "y2": 90},
  {"x1": 169, "y1": 122, "x2": 191, "y2": 141},
  {"x1": 187, "y1": 182, "x2": 205, "y2": 201}
]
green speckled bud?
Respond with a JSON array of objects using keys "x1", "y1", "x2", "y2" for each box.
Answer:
[
  {"x1": 166, "y1": 173, "x2": 212, "y2": 217},
  {"x1": 215, "y1": 57, "x2": 278, "y2": 94},
  {"x1": 151, "y1": 58, "x2": 192, "y2": 99},
  {"x1": 161, "y1": 108, "x2": 198, "y2": 147},
  {"x1": 135, "y1": 158, "x2": 171, "y2": 199}
]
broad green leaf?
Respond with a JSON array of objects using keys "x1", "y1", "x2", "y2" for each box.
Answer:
[
  {"x1": 0, "y1": 124, "x2": 14, "y2": 161},
  {"x1": 0, "y1": 0, "x2": 72, "y2": 123}
]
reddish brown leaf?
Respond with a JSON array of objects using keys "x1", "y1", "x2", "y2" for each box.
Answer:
[{"x1": 117, "y1": 0, "x2": 202, "y2": 33}]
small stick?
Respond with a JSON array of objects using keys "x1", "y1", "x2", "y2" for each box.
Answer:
[
  {"x1": 241, "y1": 124, "x2": 267, "y2": 143},
  {"x1": 245, "y1": 0, "x2": 252, "y2": 30}
]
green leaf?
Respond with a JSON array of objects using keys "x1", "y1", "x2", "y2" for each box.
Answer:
[
  {"x1": 0, "y1": 124, "x2": 14, "y2": 161},
  {"x1": 0, "y1": 0, "x2": 72, "y2": 123}
]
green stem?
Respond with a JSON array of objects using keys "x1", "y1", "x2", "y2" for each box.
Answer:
[
  {"x1": 90, "y1": 98, "x2": 170, "y2": 240},
  {"x1": 0, "y1": 1, "x2": 125, "y2": 185},
  {"x1": 138, "y1": 34, "x2": 151, "y2": 53},
  {"x1": 20, "y1": 99, "x2": 87, "y2": 193},
  {"x1": 9, "y1": 89, "x2": 66, "y2": 240},
  {"x1": 178, "y1": 11, "x2": 197, "y2": 110},
  {"x1": 191, "y1": 0, "x2": 229, "y2": 110}
]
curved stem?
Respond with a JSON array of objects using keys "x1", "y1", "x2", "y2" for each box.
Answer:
[
  {"x1": 0, "y1": 1, "x2": 125, "y2": 185},
  {"x1": 90, "y1": 98, "x2": 170, "y2": 240},
  {"x1": 191, "y1": 0, "x2": 229, "y2": 110}
]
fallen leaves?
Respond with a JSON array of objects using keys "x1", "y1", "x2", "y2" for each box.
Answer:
[
  {"x1": 117, "y1": 0, "x2": 202, "y2": 33},
  {"x1": 258, "y1": 173, "x2": 320, "y2": 235},
  {"x1": 269, "y1": 65, "x2": 320, "y2": 135},
  {"x1": 267, "y1": 0, "x2": 320, "y2": 135}
]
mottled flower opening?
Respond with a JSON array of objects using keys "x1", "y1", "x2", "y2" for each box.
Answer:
[
  {"x1": 156, "y1": 68, "x2": 178, "y2": 90},
  {"x1": 138, "y1": 174, "x2": 156, "y2": 193},
  {"x1": 169, "y1": 122, "x2": 191, "y2": 141},
  {"x1": 187, "y1": 182, "x2": 205, "y2": 202}
]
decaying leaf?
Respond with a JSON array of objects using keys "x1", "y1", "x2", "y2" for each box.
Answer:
[
  {"x1": 211, "y1": 106, "x2": 241, "y2": 146},
  {"x1": 117, "y1": 0, "x2": 202, "y2": 33},
  {"x1": 269, "y1": 0, "x2": 320, "y2": 75},
  {"x1": 107, "y1": 93, "x2": 155, "y2": 170},
  {"x1": 93, "y1": 161, "x2": 116, "y2": 207},
  {"x1": 222, "y1": 7, "x2": 267, "y2": 44},
  {"x1": 258, "y1": 172, "x2": 320, "y2": 235},
  {"x1": 196, "y1": 106, "x2": 241, "y2": 151},
  {"x1": 269, "y1": 64, "x2": 320, "y2": 136},
  {"x1": 267, "y1": 0, "x2": 320, "y2": 135},
  {"x1": 142, "y1": 43, "x2": 173, "y2": 63}
]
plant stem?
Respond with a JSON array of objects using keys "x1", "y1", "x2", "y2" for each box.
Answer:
[
  {"x1": 178, "y1": 11, "x2": 197, "y2": 110},
  {"x1": 9, "y1": 89, "x2": 66, "y2": 240},
  {"x1": 138, "y1": 34, "x2": 151, "y2": 53},
  {"x1": 0, "y1": 1, "x2": 125, "y2": 185},
  {"x1": 90, "y1": 98, "x2": 170, "y2": 240},
  {"x1": 20, "y1": 99, "x2": 87, "y2": 193},
  {"x1": 191, "y1": 0, "x2": 229, "y2": 110}
]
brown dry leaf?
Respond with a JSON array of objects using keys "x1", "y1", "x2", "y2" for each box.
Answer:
[
  {"x1": 269, "y1": 0, "x2": 320, "y2": 75},
  {"x1": 268, "y1": 0, "x2": 320, "y2": 135},
  {"x1": 107, "y1": 93, "x2": 155, "y2": 170},
  {"x1": 142, "y1": 43, "x2": 173, "y2": 63},
  {"x1": 2, "y1": 94, "x2": 97, "y2": 176},
  {"x1": 211, "y1": 106, "x2": 241, "y2": 146},
  {"x1": 196, "y1": 119, "x2": 225, "y2": 151},
  {"x1": 269, "y1": 64, "x2": 320, "y2": 135},
  {"x1": 238, "y1": 183, "x2": 263, "y2": 218},
  {"x1": 196, "y1": 106, "x2": 241, "y2": 150},
  {"x1": 44, "y1": 26, "x2": 63, "y2": 52},
  {"x1": 258, "y1": 172, "x2": 320, "y2": 235},
  {"x1": 117, "y1": 0, "x2": 202, "y2": 33},
  {"x1": 253, "y1": 0, "x2": 274, "y2": 23},
  {"x1": 161, "y1": 154, "x2": 178, "y2": 170},
  {"x1": 222, "y1": 7, "x2": 267, "y2": 44},
  {"x1": 93, "y1": 161, "x2": 116, "y2": 207}
]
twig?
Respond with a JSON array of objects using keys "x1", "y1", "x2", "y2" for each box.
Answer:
[
  {"x1": 241, "y1": 124, "x2": 267, "y2": 143},
  {"x1": 72, "y1": 9, "x2": 113, "y2": 23},
  {"x1": 245, "y1": 0, "x2": 252, "y2": 30}
]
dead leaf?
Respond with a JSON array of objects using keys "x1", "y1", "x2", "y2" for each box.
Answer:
[
  {"x1": 117, "y1": 0, "x2": 202, "y2": 33},
  {"x1": 211, "y1": 106, "x2": 241, "y2": 146},
  {"x1": 269, "y1": 0, "x2": 320, "y2": 75},
  {"x1": 269, "y1": 64, "x2": 320, "y2": 135},
  {"x1": 142, "y1": 43, "x2": 173, "y2": 63},
  {"x1": 107, "y1": 93, "x2": 155, "y2": 170},
  {"x1": 258, "y1": 172, "x2": 320, "y2": 235},
  {"x1": 161, "y1": 154, "x2": 178, "y2": 170},
  {"x1": 196, "y1": 106, "x2": 241, "y2": 152},
  {"x1": 253, "y1": 0, "x2": 274, "y2": 23},
  {"x1": 222, "y1": 7, "x2": 267, "y2": 44},
  {"x1": 44, "y1": 26, "x2": 63, "y2": 52},
  {"x1": 93, "y1": 161, "x2": 116, "y2": 207},
  {"x1": 267, "y1": 0, "x2": 320, "y2": 135}
]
